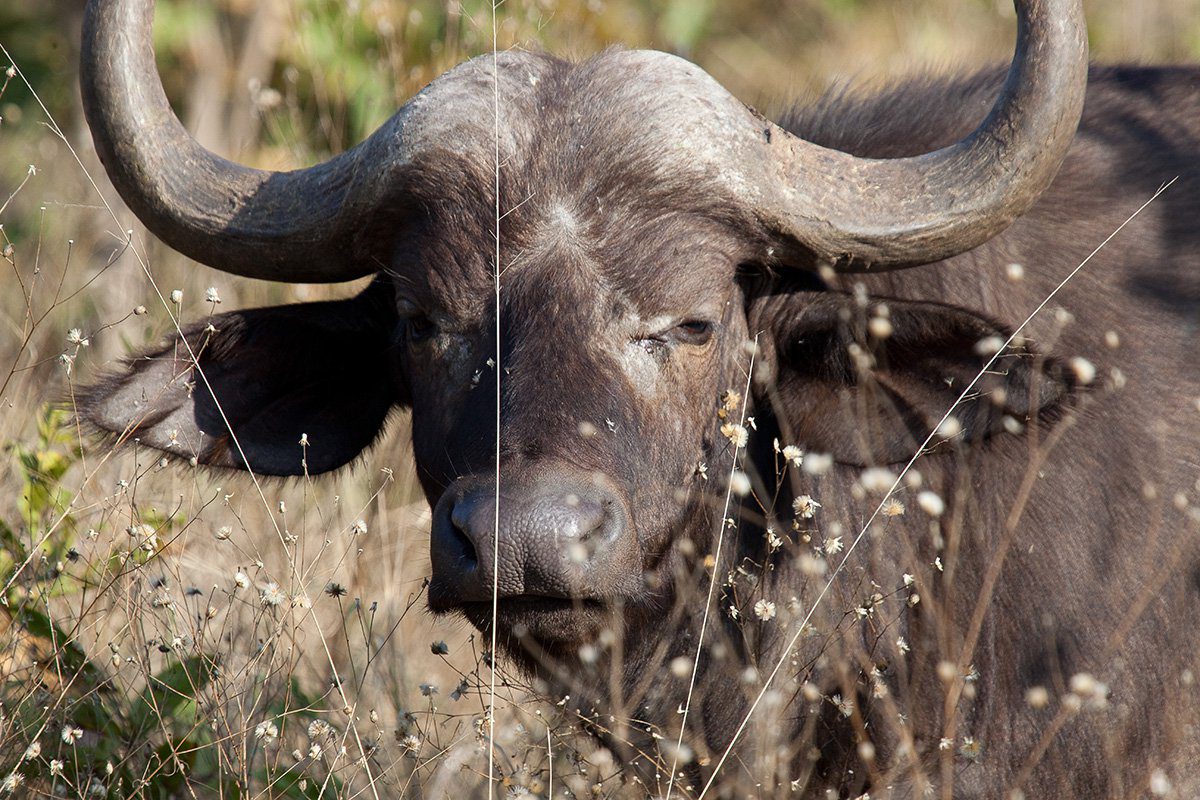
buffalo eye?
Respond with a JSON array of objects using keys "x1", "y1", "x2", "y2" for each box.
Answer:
[
  {"x1": 635, "y1": 319, "x2": 716, "y2": 354},
  {"x1": 673, "y1": 319, "x2": 714, "y2": 345},
  {"x1": 406, "y1": 313, "x2": 437, "y2": 343}
]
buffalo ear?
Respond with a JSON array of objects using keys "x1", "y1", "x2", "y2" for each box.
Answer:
[
  {"x1": 79, "y1": 279, "x2": 402, "y2": 476},
  {"x1": 754, "y1": 291, "x2": 1072, "y2": 466}
]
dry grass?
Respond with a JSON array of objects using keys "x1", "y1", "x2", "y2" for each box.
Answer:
[{"x1": 1, "y1": 0, "x2": 1198, "y2": 797}]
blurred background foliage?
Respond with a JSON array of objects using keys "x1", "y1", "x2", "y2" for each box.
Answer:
[{"x1": 4, "y1": 0, "x2": 1200, "y2": 171}]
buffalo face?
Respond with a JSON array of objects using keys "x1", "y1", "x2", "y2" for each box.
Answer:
[{"x1": 381, "y1": 151, "x2": 764, "y2": 658}]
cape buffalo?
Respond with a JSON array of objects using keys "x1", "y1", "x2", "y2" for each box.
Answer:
[{"x1": 78, "y1": 0, "x2": 1200, "y2": 796}]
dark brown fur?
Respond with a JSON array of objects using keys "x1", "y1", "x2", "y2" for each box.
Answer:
[{"x1": 82, "y1": 60, "x2": 1200, "y2": 798}]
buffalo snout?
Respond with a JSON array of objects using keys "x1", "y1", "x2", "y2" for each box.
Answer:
[{"x1": 428, "y1": 468, "x2": 640, "y2": 609}]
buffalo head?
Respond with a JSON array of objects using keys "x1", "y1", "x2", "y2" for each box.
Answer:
[{"x1": 77, "y1": 0, "x2": 1086, "y2": 671}]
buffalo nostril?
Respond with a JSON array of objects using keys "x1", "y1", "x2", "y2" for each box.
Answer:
[
  {"x1": 562, "y1": 492, "x2": 605, "y2": 543},
  {"x1": 448, "y1": 503, "x2": 480, "y2": 571},
  {"x1": 554, "y1": 497, "x2": 611, "y2": 566},
  {"x1": 450, "y1": 523, "x2": 478, "y2": 570}
]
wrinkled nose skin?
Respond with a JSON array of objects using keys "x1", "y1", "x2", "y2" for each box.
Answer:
[{"x1": 428, "y1": 470, "x2": 641, "y2": 610}]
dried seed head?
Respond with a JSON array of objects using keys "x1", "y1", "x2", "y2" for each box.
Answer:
[
  {"x1": 753, "y1": 599, "x2": 776, "y2": 621},
  {"x1": 260, "y1": 583, "x2": 286, "y2": 607},
  {"x1": 1068, "y1": 672, "x2": 1101, "y2": 698},
  {"x1": 852, "y1": 282, "x2": 869, "y2": 306},
  {"x1": 1069, "y1": 357, "x2": 1097, "y2": 385},
  {"x1": 1149, "y1": 769, "x2": 1172, "y2": 797},
  {"x1": 720, "y1": 422, "x2": 748, "y2": 448},
  {"x1": 797, "y1": 552, "x2": 826, "y2": 576},
  {"x1": 917, "y1": 490, "x2": 945, "y2": 517},
  {"x1": 859, "y1": 467, "x2": 896, "y2": 494},
  {"x1": 975, "y1": 335, "x2": 1005, "y2": 356},
  {"x1": 1025, "y1": 686, "x2": 1050, "y2": 709},
  {"x1": 793, "y1": 494, "x2": 821, "y2": 519},
  {"x1": 765, "y1": 528, "x2": 783, "y2": 551},
  {"x1": 936, "y1": 416, "x2": 962, "y2": 438},
  {"x1": 254, "y1": 720, "x2": 279, "y2": 744},
  {"x1": 782, "y1": 444, "x2": 803, "y2": 467},
  {"x1": 803, "y1": 452, "x2": 833, "y2": 476}
]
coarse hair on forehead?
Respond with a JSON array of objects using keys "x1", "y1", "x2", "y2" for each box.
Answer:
[{"x1": 374, "y1": 125, "x2": 768, "y2": 316}]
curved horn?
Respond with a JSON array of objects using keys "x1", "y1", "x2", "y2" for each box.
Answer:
[
  {"x1": 81, "y1": 0, "x2": 389, "y2": 282},
  {"x1": 755, "y1": 0, "x2": 1088, "y2": 271}
]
